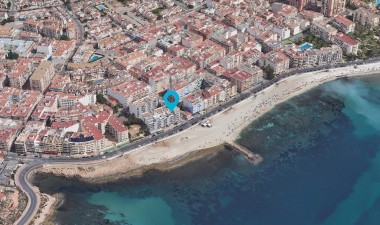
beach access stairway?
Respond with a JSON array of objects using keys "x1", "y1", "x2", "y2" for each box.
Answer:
[{"x1": 225, "y1": 141, "x2": 263, "y2": 165}]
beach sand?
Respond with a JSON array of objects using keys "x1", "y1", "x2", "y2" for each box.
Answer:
[{"x1": 39, "y1": 63, "x2": 380, "y2": 181}]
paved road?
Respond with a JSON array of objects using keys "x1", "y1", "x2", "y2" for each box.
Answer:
[
  {"x1": 15, "y1": 56, "x2": 380, "y2": 225},
  {"x1": 16, "y1": 162, "x2": 42, "y2": 225},
  {"x1": 59, "y1": 4, "x2": 84, "y2": 67}
]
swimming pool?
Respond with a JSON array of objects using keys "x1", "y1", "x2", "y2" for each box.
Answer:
[
  {"x1": 94, "y1": 79, "x2": 104, "y2": 84},
  {"x1": 300, "y1": 42, "x2": 313, "y2": 51},
  {"x1": 88, "y1": 54, "x2": 104, "y2": 63},
  {"x1": 96, "y1": 5, "x2": 107, "y2": 11},
  {"x1": 89, "y1": 56, "x2": 99, "y2": 62}
]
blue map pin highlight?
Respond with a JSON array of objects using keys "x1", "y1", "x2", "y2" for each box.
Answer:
[{"x1": 163, "y1": 90, "x2": 180, "y2": 112}]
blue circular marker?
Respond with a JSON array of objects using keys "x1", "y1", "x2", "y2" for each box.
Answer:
[{"x1": 163, "y1": 90, "x2": 180, "y2": 112}]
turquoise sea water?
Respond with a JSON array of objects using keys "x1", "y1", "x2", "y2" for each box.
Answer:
[{"x1": 33, "y1": 75, "x2": 380, "y2": 225}]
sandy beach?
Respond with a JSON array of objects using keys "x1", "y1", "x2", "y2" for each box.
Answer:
[{"x1": 39, "y1": 63, "x2": 380, "y2": 180}]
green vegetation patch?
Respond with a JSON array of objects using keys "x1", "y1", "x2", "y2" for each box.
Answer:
[
  {"x1": 283, "y1": 40, "x2": 293, "y2": 45},
  {"x1": 151, "y1": 7, "x2": 165, "y2": 15},
  {"x1": 347, "y1": 25, "x2": 380, "y2": 60},
  {"x1": 294, "y1": 33, "x2": 330, "y2": 49}
]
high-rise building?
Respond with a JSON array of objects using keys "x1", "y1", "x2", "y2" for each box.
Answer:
[
  {"x1": 30, "y1": 61, "x2": 55, "y2": 92},
  {"x1": 322, "y1": 0, "x2": 346, "y2": 17},
  {"x1": 289, "y1": 0, "x2": 307, "y2": 11}
]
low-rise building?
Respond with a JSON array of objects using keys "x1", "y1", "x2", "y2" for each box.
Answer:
[{"x1": 0, "y1": 38, "x2": 35, "y2": 58}]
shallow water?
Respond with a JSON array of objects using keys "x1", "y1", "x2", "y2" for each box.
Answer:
[{"x1": 33, "y1": 75, "x2": 380, "y2": 225}]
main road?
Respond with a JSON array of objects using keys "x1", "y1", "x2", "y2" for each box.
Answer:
[{"x1": 15, "y1": 57, "x2": 380, "y2": 225}]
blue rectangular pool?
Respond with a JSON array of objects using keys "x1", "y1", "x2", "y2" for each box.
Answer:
[
  {"x1": 96, "y1": 5, "x2": 106, "y2": 11},
  {"x1": 300, "y1": 43, "x2": 313, "y2": 51}
]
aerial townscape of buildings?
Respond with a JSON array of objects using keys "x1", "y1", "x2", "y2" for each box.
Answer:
[{"x1": 0, "y1": 0, "x2": 379, "y2": 163}]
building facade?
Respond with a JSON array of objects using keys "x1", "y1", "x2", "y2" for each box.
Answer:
[
  {"x1": 30, "y1": 61, "x2": 55, "y2": 92},
  {"x1": 310, "y1": 21, "x2": 337, "y2": 42},
  {"x1": 331, "y1": 15, "x2": 355, "y2": 34},
  {"x1": 353, "y1": 8, "x2": 380, "y2": 28},
  {"x1": 322, "y1": 0, "x2": 346, "y2": 17},
  {"x1": 264, "y1": 51, "x2": 290, "y2": 74},
  {"x1": 333, "y1": 33, "x2": 359, "y2": 55}
]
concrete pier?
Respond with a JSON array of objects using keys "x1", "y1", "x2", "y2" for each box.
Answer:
[{"x1": 225, "y1": 141, "x2": 263, "y2": 165}]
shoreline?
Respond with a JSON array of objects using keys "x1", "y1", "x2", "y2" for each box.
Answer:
[
  {"x1": 75, "y1": 145, "x2": 225, "y2": 183},
  {"x1": 36, "y1": 63, "x2": 380, "y2": 182}
]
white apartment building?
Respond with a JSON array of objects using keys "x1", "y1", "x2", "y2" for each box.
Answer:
[
  {"x1": 353, "y1": 8, "x2": 380, "y2": 28},
  {"x1": 310, "y1": 21, "x2": 337, "y2": 42},
  {"x1": 333, "y1": 33, "x2": 359, "y2": 56}
]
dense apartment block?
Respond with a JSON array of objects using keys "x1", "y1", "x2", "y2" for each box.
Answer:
[
  {"x1": 331, "y1": 15, "x2": 355, "y2": 34},
  {"x1": 8, "y1": 59, "x2": 33, "y2": 89},
  {"x1": 106, "y1": 115, "x2": 129, "y2": 143},
  {"x1": 30, "y1": 61, "x2": 55, "y2": 92},
  {"x1": 310, "y1": 21, "x2": 337, "y2": 42},
  {"x1": 129, "y1": 94, "x2": 160, "y2": 118},
  {"x1": 0, "y1": 119, "x2": 22, "y2": 152},
  {"x1": 221, "y1": 68, "x2": 255, "y2": 92},
  {"x1": 264, "y1": 51, "x2": 290, "y2": 74},
  {"x1": 322, "y1": 0, "x2": 346, "y2": 17},
  {"x1": 308, "y1": 45, "x2": 343, "y2": 65},
  {"x1": 353, "y1": 8, "x2": 380, "y2": 28},
  {"x1": 107, "y1": 79, "x2": 150, "y2": 108},
  {"x1": 15, "y1": 108, "x2": 129, "y2": 155},
  {"x1": 289, "y1": 0, "x2": 307, "y2": 11},
  {"x1": 333, "y1": 33, "x2": 359, "y2": 55},
  {"x1": 0, "y1": 87, "x2": 42, "y2": 121},
  {"x1": 0, "y1": 73, "x2": 6, "y2": 90}
]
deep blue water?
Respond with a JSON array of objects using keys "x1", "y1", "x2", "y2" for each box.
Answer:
[{"x1": 33, "y1": 75, "x2": 380, "y2": 225}]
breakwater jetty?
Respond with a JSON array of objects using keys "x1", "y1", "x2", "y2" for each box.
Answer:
[{"x1": 225, "y1": 141, "x2": 263, "y2": 165}]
